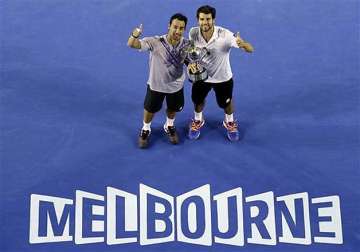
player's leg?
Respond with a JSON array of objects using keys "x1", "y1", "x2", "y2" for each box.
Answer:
[
  {"x1": 139, "y1": 86, "x2": 165, "y2": 148},
  {"x1": 188, "y1": 81, "x2": 211, "y2": 140},
  {"x1": 213, "y1": 78, "x2": 239, "y2": 141},
  {"x1": 164, "y1": 88, "x2": 184, "y2": 144}
]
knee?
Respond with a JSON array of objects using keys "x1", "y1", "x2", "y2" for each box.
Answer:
[
  {"x1": 217, "y1": 97, "x2": 232, "y2": 109},
  {"x1": 144, "y1": 104, "x2": 162, "y2": 113}
]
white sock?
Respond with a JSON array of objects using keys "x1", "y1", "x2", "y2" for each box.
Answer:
[
  {"x1": 142, "y1": 121, "x2": 151, "y2": 131},
  {"x1": 166, "y1": 117, "x2": 175, "y2": 127},
  {"x1": 225, "y1": 113, "x2": 234, "y2": 123},
  {"x1": 194, "y1": 111, "x2": 203, "y2": 121}
]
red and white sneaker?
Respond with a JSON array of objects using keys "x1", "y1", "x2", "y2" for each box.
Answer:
[
  {"x1": 223, "y1": 120, "x2": 239, "y2": 141},
  {"x1": 188, "y1": 119, "x2": 205, "y2": 140}
]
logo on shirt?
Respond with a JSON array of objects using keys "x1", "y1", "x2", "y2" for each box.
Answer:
[{"x1": 160, "y1": 37, "x2": 189, "y2": 69}]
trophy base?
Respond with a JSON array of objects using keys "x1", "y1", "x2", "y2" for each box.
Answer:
[{"x1": 188, "y1": 69, "x2": 208, "y2": 83}]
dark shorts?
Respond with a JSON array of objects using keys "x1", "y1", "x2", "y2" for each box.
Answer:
[
  {"x1": 144, "y1": 85, "x2": 184, "y2": 113},
  {"x1": 191, "y1": 78, "x2": 234, "y2": 108}
]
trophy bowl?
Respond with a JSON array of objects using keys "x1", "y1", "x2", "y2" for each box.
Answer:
[{"x1": 187, "y1": 46, "x2": 209, "y2": 83}]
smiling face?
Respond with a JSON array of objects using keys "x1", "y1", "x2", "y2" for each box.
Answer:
[
  {"x1": 168, "y1": 19, "x2": 186, "y2": 42},
  {"x1": 198, "y1": 12, "x2": 215, "y2": 33}
]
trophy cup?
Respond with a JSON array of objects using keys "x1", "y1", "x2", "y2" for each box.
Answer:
[{"x1": 186, "y1": 42, "x2": 209, "y2": 83}]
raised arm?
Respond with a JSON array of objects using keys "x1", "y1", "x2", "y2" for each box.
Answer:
[
  {"x1": 235, "y1": 32, "x2": 254, "y2": 53},
  {"x1": 127, "y1": 24, "x2": 143, "y2": 49}
]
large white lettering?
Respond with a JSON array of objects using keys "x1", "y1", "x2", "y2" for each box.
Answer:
[{"x1": 29, "y1": 185, "x2": 344, "y2": 247}]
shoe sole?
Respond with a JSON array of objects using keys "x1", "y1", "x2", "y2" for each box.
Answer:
[
  {"x1": 138, "y1": 138, "x2": 149, "y2": 148},
  {"x1": 169, "y1": 136, "x2": 179, "y2": 144},
  {"x1": 188, "y1": 131, "x2": 200, "y2": 140}
]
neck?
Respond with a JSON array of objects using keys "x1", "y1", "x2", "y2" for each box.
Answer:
[
  {"x1": 166, "y1": 35, "x2": 179, "y2": 46},
  {"x1": 201, "y1": 26, "x2": 214, "y2": 42}
]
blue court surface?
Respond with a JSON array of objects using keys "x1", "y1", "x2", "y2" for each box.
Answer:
[{"x1": 1, "y1": 0, "x2": 359, "y2": 252}]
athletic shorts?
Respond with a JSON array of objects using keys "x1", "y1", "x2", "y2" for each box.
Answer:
[
  {"x1": 191, "y1": 78, "x2": 234, "y2": 108},
  {"x1": 144, "y1": 85, "x2": 184, "y2": 113}
]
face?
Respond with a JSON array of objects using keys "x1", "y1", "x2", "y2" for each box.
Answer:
[
  {"x1": 168, "y1": 19, "x2": 186, "y2": 42},
  {"x1": 198, "y1": 13, "x2": 214, "y2": 32}
]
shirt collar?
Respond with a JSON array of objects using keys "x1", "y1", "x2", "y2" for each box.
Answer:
[
  {"x1": 199, "y1": 26, "x2": 219, "y2": 45},
  {"x1": 162, "y1": 34, "x2": 183, "y2": 49}
]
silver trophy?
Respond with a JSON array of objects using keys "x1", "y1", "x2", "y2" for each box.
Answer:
[{"x1": 186, "y1": 42, "x2": 209, "y2": 83}]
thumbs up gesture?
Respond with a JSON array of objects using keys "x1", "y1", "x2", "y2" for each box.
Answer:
[
  {"x1": 131, "y1": 24, "x2": 143, "y2": 38},
  {"x1": 235, "y1": 32, "x2": 245, "y2": 45},
  {"x1": 235, "y1": 31, "x2": 254, "y2": 53}
]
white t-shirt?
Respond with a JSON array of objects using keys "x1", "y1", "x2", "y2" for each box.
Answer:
[
  {"x1": 189, "y1": 26, "x2": 238, "y2": 83},
  {"x1": 140, "y1": 35, "x2": 190, "y2": 93}
]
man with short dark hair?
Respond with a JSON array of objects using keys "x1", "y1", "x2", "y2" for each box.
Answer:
[
  {"x1": 128, "y1": 13, "x2": 190, "y2": 148},
  {"x1": 188, "y1": 5, "x2": 254, "y2": 141}
]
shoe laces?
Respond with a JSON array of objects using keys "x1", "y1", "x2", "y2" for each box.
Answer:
[
  {"x1": 167, "y1": 126, "x2": 176, "y2": 136},
  {"x1": 191, "y1": 120, "x2": 203, "y2": 130},
  {"x1": 225, "y1": 121, "x2": 238, "y2": 132},
  {"x1": 140, "y1": 130, "x2": 150, "y2": 139}
]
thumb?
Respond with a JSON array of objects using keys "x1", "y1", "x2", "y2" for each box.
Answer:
[{"x1": 236, "y1": 31, "x2": 244, "y2": 43}]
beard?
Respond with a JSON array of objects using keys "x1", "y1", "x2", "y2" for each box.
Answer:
[
  {"x1": 172, "y1": 34, "x2": 180, "y2": 41},
  {"x1": 169, "y1": 33, "x2": 181, "y2": 42},
  {"x1": 201, "y1": 23, "x2": 213, "y2": 32}
]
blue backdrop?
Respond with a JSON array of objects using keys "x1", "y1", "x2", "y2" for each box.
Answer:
[{"x1": 1, "y1": 0, "x2": 359, "y2": 251}]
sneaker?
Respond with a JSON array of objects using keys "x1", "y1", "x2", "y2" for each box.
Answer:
[
  {"x1": 163, "y1": 125, "x2": 179, "y2": 144},
  {"x1": 223, "y1": 121, "x2": 239, "y2": 141},
  {"x1": 138, "y1": 129, "x2": 151, "y2": 148},
  {"x1": 188, "y1": 119, "x2": 205, "y2": 140}
]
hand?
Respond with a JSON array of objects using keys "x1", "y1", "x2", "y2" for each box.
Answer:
[
  {"x1": 235, "y1": 32, "x2": 245, "y2": 47},
  {"x1": 235, "y1": 31, "x2": 254, "y2": 53},
  {"x1": 132, "y1": 24, "x2": 143, "y2": 38},
  {"x1": 188, "y1": 62, "x2": 199, "y2": 74}
]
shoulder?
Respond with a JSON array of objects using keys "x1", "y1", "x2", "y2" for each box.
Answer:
[
  {"x1": 216, "y1": 26, "x2": 233, "y2": 38},
  {"x1": 140, "y1": 35, "x2": 162, "y2": 51},
  {"x1": 142, "y1": 35, "x2": 161, "y2": 42}
]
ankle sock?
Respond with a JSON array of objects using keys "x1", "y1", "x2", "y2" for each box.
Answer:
[{"x1": 194, "y1": 111, "x2": 203, "y2": 121}]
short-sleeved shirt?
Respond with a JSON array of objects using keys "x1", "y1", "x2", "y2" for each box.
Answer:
[
  {"x1": 189, "y1": 26, "x2": 238, "y2": 83},
  {"x1": 140, "y1": 35, "x2": 190, "y2": 93}
]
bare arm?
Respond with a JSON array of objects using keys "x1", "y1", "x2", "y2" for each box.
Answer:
[
  {"x1": 235, "y1": 32, "x2": 254, "y2": 53},
  {"x1": 127, "y1": 24, "x2": 142, "y2": 49}
]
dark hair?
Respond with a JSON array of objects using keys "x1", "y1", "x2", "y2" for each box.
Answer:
[
  {"x1": 196, "y1": 5, "x2": 216, "y2": 19},
  {"x1": 169, "y1": 13, "x2": 188, "y2": 27}
]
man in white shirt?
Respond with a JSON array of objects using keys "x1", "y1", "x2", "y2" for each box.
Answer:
[
  {"x1": 127, "y1": 13, "x2": 190, "y2": 148},
  {"x1": 188, "y1": 5, "x2": 254, "y2": 141}
]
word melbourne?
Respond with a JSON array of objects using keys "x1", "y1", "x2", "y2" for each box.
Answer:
[{"x1": 29, "y1": 184, "x2": 343, "y2": 246}]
